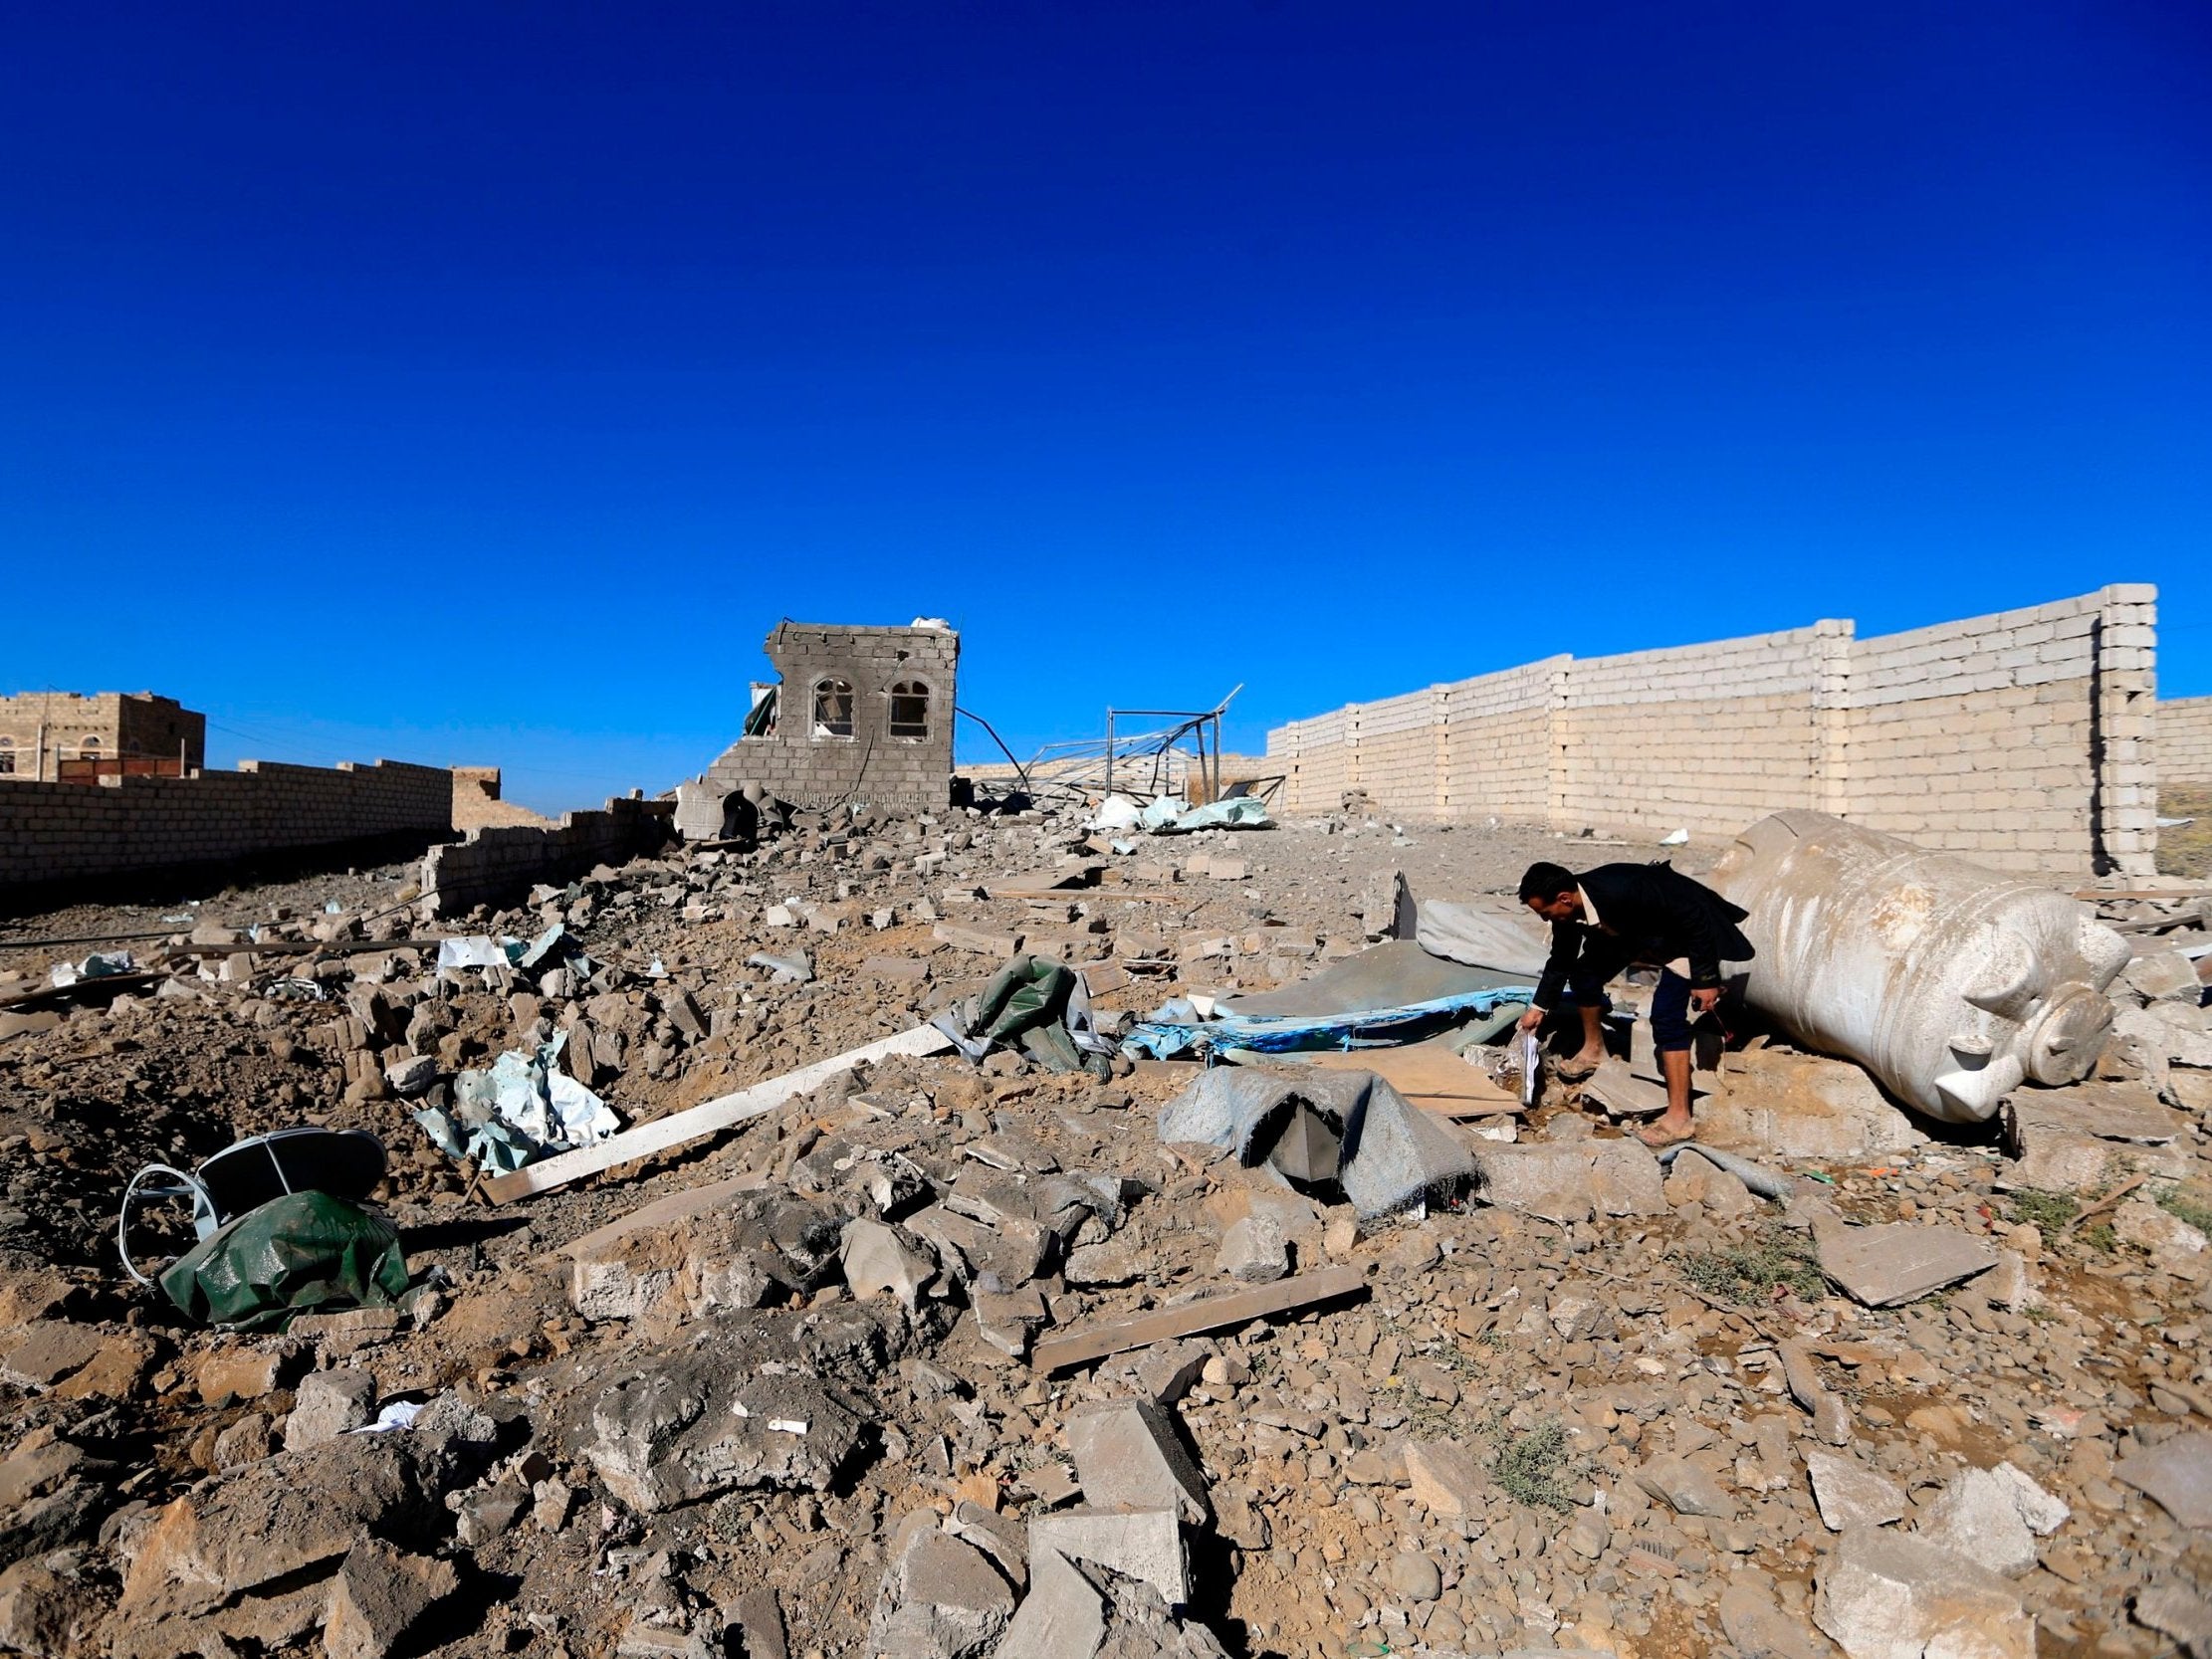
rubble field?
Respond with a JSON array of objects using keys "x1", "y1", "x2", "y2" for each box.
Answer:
[{"x1": 1, "y1": 798, "x2": 2210, "y2": 1659}]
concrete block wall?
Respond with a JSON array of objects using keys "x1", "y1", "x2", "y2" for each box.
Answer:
[
  {"x1": 0, "y1": 759, "x2": 454, "y2": 894},
  {"x1": 421, "y1": 796, "x2": 674, "y2": 919},
  {"x1": 1265, "y1": 587, "x2": 2160, "y2": 877},
  {"x1": 700, "y1": 623, "x2": 959, "y2": 814},
  {"x1": 2158, "y1": 696, "x2": 2212, "y2": 787}
]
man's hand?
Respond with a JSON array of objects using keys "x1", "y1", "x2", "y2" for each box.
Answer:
[
  {"x1": 1517, "y1": 1006, "x2": 1545, "y2": 1034},
  {"x1": 1690, "y1": 987, "x2": 1722, "y2": 1015}
]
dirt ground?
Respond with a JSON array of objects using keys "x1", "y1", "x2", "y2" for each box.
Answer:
[{"x1": 0, "y1": 800, "x2": 2207, "y2": 1659}]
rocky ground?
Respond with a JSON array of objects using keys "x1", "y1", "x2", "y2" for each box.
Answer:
[{"x1": 0, "y1": 797, "x2": 2209, "y2": 1659}]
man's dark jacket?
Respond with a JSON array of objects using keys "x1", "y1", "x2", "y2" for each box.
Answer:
[{"x1": 1531, "y1": 862, "x2": 1754, "y2": 1011}]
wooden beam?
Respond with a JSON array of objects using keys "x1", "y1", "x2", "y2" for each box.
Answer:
[
  {"x1": 484, "y1": 1022, "x2": 956, "y2": 1203},
  {"x1": 1030, "y1": 1264, "x2": 1368, "y2": 1372}
]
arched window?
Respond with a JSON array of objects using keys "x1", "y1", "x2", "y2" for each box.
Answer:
[
  {"x1": 77, "y1": 735, "x2": 102, "y2": 756},
  {"x1": 0, "y1": 736, "x2": 13, "y2": 776},
  {"x1": 888, "y1": 680, "x2": 931, "y2": 739},
  {"x1": 811, "y1": 678, "x2": 854, "y2": 738}
]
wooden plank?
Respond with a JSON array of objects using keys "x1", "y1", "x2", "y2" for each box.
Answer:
[
  {"x1": 560, "y1": 1170, "x2": 771, "y2": 1260},
  {"x1": 485, "y1": 1023, "x2": 956, "y2": 1203},
  {"x1": 2075, "y1": 890, "x2": 2212, "y2": 902},
  {"x1": 1288, "y1": 1045, "x2": 1522, "y2": 1117},
  {"x1": 1030, "y1": 1264, "x2": 1368, "y2": 1372}
]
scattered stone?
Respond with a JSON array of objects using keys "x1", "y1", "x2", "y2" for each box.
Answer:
[
  {"x1": 1402, "y1": 1439, "x2": 1486, "y2": 1519},
  {"x1": 2115, "y1": 1430, "x2": 2212, "y2": 1530},
  {"x1": 1636, "y1": 1453, "x2": 1737, "y2": 1520},
  {"x1": 1915, "y1": 1465, "x2": 2039, "y2": 1576},
  {"x1": 287, "y1": 1368, "x2": 378, "y2": 1450},
  {"x1": 324, "y1": 1538, "x2": 458, "y2": 1659},
  {"x1": 1805, "y1": 1449, "x2": 1905, "y2": 1532}
]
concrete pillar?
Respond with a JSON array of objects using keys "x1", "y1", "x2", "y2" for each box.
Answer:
[{"x1": 2095, "y1": 583, "x2": 2159, "y2": 880}]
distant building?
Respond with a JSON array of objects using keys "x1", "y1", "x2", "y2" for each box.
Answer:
[
  {"x1": 0, "y1": 692, "x2": 206, "y2": 782},
  {"x1": 674, "y1": 621, "x2": 959, "y2": 836}
]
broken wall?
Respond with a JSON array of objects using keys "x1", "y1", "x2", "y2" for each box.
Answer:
[
  {"x1": 0, "y1": 759, "x2": 455, "y2": 902},
  {"x1": 695, "y1": 624, "x2": 959, "y2": 815},
  {"x1": 420, "y1": 796, "x2": 673, "y2": 918},
  {"x1": 1265, "y1": 585, "x2": 2159, "y2": 877},
  {"x1": 2159, "y1": 696, "x2": 2212, "y2": 788}
]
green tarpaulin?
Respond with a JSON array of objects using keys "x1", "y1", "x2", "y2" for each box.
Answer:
[{"x1": 158, "y1": 1190, "x2": 410, "y2": 1331}]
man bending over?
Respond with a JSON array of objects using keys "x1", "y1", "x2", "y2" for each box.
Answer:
[{"x1": 1515, "y1": 859, "x2": 1752, "y2": 1147}]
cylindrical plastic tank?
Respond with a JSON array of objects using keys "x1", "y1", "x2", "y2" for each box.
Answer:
[{"x1": 1709, "y1": 811, "x2": 2130, "y2": 1123}]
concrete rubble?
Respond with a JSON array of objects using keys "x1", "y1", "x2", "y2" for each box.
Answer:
[{"x1": 0, "y1": 789, "x2": 2208, "y2": 1658}]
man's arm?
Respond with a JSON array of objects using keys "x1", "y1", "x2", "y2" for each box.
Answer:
[{"x1": 1529, "y1": 919, "x2": 1579, "y2": 1014}]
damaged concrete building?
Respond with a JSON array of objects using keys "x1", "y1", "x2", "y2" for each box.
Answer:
[{"x1": 675, "y1": 620, "x2": 960, "y2": 838}]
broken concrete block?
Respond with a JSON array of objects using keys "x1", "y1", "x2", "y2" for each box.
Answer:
[
  {"x1": 2123, "y1": 949, "x2": 2203, "y2": 1003},
  {"x1": 119, "y1": 1433, "x2": 441, "y2": 1623},
  {"x1": 990, "y1": 1545, "x2": 1103, "y2": 1659},
  {"x1": 1027, "y1": 1509, "x2": 1187, "y2": 1607},
  {"x1": 2115, "y1": 1429, "x2": 2212, "y2": 1529},
  {"x1": 580, "y1": 1334, "x2": 867, "y2": 1512},
  {"x1": 1065, "y1": 1399, "x2": 1210, "y2": 1525},
  {"x1": 1813, "y1": 1526, "x2": 2032, "y2": 1659},
  {"x1": 864, "y1": 956, "x2": 932, "y2": 983},
  {"x1": 1402, "y1": 1439, "x2": 1487, "y2": 1519},
  {"x1": 973, "y1": 1287, "x2": 1049, "y2": 1359},
  {"x1": 841, "y1": 1220, "x2": 938, "y2": 1311},
  {"x1": 1467, "y1": 1144, "x2": 1595, "y2": 1225},
  {"x1": 1914, "y1": 1465, "x2": 2039, "y2": 1576},
  {"x1": 1586, "y1": 1139, "x2": 1666, "y2": 1217},
  {"x1": 323, "y1": 1539, "x2": 457, "y2": 1659},
  {"x1": 2135, "y1": 1584, "x2": 2212, "y2": 1659},
  {"x1": 1699, "y1": 1046, "x2": 1927, "y2": 1159},
  {"x1": 1805, "y1": 1450, "x2": 1905, "y2": 1532},
  {"x1": 286, "y1": 1368, "x2": 377, "y2": 1451},
  {"x1": 869, "y1": 1527, "x2": 1017, "y2": 1659},
  {"x1": 1817, "y1": 1223, "x2": 1997, "y2": 1307}
]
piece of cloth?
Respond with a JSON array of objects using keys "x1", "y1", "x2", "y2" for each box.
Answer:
[
  {"x1": 157, "y1": 1191, "x2": 409, "y2": 1331},
  {"x1": 1533, "y1": 861, "x2": 1752, "y2": 1011}
]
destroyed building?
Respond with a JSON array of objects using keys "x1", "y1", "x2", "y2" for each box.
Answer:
[
  {"x1": 0, "y1": 690, "x2": 205, "y2": 781},
  {"x1": 675, "y1": 620, "x2": 959, "y2": 837}
]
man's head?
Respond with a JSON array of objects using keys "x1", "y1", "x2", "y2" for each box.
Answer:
[{"x1": 1518, "y1": 861, "x2": 1582, "y2": 924}]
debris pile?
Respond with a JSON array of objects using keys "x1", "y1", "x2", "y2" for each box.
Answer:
[{"x1": 0, "y1": 795, "x2": 2208, "y2": 1658}]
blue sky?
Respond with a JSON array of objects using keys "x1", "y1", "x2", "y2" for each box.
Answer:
[{"x1": 3, "y1": 2, "x2": 2205, "y2": 814}]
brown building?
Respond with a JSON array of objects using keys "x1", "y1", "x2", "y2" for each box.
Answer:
[{"x1": 0, "y1": 692, "x2": 206, "y2": 782}]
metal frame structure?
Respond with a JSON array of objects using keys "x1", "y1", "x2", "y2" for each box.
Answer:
[{"x1": 992, "y1": 687, "x2": 1244, "y2": 806}]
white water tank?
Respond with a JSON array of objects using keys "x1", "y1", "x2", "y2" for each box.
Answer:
[{"x1": 1711, "y1": 812, "x2": 2130, "y2": 1123}]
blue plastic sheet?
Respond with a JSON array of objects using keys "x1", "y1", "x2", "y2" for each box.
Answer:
[{"x1": 1122, "y1": 984, "x2": 1537, "y2": 1061}]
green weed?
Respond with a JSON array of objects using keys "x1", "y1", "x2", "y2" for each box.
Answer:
[{"x1": 1675, "y1": 1225, "x2": 1826, "y2": 1306}]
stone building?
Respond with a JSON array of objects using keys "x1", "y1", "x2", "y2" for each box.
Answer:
[
  {"x1": 676, "y1": 622, "x2": 959, "y2": 834},
  {"x1": 0, "y1": 691, "x2": 205, "y2": 781}
]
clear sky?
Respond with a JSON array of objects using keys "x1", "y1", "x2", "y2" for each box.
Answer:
[{"x1": 3, "y1": 3, "x2": 2205, "y2": 815}]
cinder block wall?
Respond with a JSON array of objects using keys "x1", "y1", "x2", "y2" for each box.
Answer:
[
  {"x1": 701, "y1": 623, "x2": 959, "y2": 813},
  {"x1": 2159, "y1": 697, "x2": 2212, "y2": 787},
  {"x1": 420, "y1": 797, "x2": 674, "y2": 918},
  {"x1": 0, "y1": 759, "x2": 455, "y2": 892},
  {"x1": 1265, "y1": 585, "x2": 2160, "y2": 878}
]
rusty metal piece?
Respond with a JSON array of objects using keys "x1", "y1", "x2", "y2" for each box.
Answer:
[{"x1": 1711, "y1": 812, "x2": 2130, "y2": 1124}]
